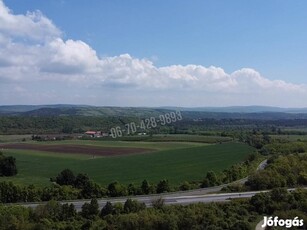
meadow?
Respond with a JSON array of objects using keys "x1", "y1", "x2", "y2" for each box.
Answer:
[{"x1": 0, "y1": 140, "x2": 254, "y2": 187}]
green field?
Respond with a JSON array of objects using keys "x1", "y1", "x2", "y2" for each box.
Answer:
[
  {"x1": 0, "y1": 140, "x2": 254, "y2": 187},
  {"x1": 270, "y1": 134, "x2": 307, "y2": 141},
  {"x1": 101, "y1": 134, "x2": 233, "y2": 143},
  {"x1": 0, "y1": 134, "x2": 32, "y2": 142}
]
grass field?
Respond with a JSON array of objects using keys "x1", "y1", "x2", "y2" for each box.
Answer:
[
  {"x1": 270, "y1": 134, "x2": 307, "y2": 141},
  {"x1": 0, "y1": 140, "x2": 254, "y2": 187},
  {"x1": 0, "y1": 134, "x2": 32, "y2": 142}
]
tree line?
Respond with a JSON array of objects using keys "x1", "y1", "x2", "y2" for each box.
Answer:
[
  {"x1": 0, "y1": 188, "x2": 306, "y2": 229},
  {"x1": 246, "y1": 154, "x2": 307, "y2": 190},
  {"x1": 1, "y1": 115, "x2": 307, "y2": 136}
]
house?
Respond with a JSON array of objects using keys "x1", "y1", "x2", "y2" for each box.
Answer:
[
  {"x1": 84, "y1": 131, "x2": 101, "y2": 138},
  {"x1": 84, "y1": 131, "x2": 109, "y2": 138}
]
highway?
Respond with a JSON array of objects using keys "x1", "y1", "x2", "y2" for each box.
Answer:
[
  {"x1": 21, "y1": 188, "x2": 306, "y2": 211},
  {"x1": 21, "y1": 190, "x2": 270, "y2": 211}
]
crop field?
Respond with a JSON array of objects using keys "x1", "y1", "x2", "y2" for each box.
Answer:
[
  {"x1": 0, "y1": 143, "x2": 152, "y2": 157},
  {"x1": 0, "y1": 140, "x2": 254, "y2": 187}
]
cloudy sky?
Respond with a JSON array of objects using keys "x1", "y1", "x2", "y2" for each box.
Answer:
[{"x1": 1, "y1": 0, "x2": 307, "y2": 107}]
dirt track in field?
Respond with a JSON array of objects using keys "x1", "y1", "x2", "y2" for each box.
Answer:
[{"x1": 0, "y1": 143, "x2": 152, "y2": 157}]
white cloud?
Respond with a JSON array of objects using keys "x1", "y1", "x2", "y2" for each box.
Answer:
[
  {"x1": 232, "y1": 68, "x2": 304, "y2": 92},
  {"x1": 0, "y1": 0, "x2": 306, "y2": 107},
  {"x1": 0, "y1": 0, "x2": 61, "y2": 41},
  {"x1": 41, "y1": 38, "x2": 101, "y2": 74}
]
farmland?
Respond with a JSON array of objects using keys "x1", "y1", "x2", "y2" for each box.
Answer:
[{"x1": 0, "y1": 139, "x2": 254, "y2": 187}]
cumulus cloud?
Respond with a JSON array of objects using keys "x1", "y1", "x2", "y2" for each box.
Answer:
[
  {"x1": 41, "y1": 38, "x2": 101, "y2": 74},
  {"x1": 0, "y1": 0, "x2": 306, "y2": 106},
  {"x1": 0, "y1": 0, "x2": 61, "y2": 41}
]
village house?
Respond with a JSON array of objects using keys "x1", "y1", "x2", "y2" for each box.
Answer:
[{"x1": 84, "y1": 131, "x2": 109, "y2": 138}]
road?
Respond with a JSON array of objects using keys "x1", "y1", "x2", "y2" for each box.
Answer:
[
  {"x1": 22, "y1": 188, "x2": 306, "y2": 211},
  {"x1": 22, "y1": 190, "x2": 270, "y2": 211},
  {"x1": 255, "y1": 220, "x2": 265, "y2": 230}
]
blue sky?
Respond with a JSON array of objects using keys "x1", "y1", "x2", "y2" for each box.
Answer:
[{"x1": 1, "y1": 0, "x2": 307, "y2": 107}]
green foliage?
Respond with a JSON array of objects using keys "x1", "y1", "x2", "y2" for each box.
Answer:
[
  {"x1": 202, "y1": 171, "x2": 220, "y2": 187},
  {"x1": 54, "y1": 169, "x2": 105, "y2": 199},
  {"x1": 0, "y1": 205, "x2": 31, "y2": 230},
  {"x1": 81, "y1": 198, "x2": 99, "y2": 220},
  {"x1": 250, "y1": 188, "x2": 307, "y2": 216},
  {"x1": 0, "y1": 189, "x2": 306, "y2": 229},
  {"x1": 107, "y1": 181, "x2": 127, "y2": 197},
  {"x1": 33, "y1": 200, "x2": 62, "y2": 221},
  {"x1": 246, "y1": 154, "x2": 307, "y2": 190},
  {"x1": 0, "y1": 181, "x2": 23, "y2": 203},
  {"x1": 0, "y1": 152, "x2": 17, "y2": 177},
  {"x1": 245, "y1": 133, "x2": 271, "y2": 149},
  {"x1": 80, "y1": 181, "x2": 106, "y2": 199},
  {"x1": 55, "y1": 169, "x2": 75, "y2": 186},
  {"x1": 123, "y1": 199, "x2": 146, "y2": 213},
  {"x1": 60, "y1": 203, "x2": 77, "y2": 221},
  {"x1": 100, "y1": 202, "x2": 113, "y2": 217},
  {"x1": 74, "y1": 173, "x2": 90, "y2": 189},
  {"x1": 151, "y1": 197, "x2": 165, "y2": 210},
  {"x1": 261, "y1": 142, "x2": 307, "y2": 155},
  {"x1": 179, "y1": 181, "x2": 191, "y2": 191},
  {"x1": 141, "y1": 179, "x2": 150, "y2": 194},
  {"x1": 156, "y1": 179, "x2": 170, "y2": 193}
]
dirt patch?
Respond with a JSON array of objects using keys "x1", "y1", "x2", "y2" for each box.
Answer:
[{"x1": 0, "y1": 143, "x2": 152, "y2": 157}]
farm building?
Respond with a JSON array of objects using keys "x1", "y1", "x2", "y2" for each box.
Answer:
[{"x1": 84, "y1": 131, "x2": 109, "y2": 138}]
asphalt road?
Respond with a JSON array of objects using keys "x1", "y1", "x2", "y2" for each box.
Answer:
[
  {"x1": 22, "y1": 190, "x2": 269, "y2": 211},
  {"x1": 23, "y1": 188, "x2": 307, "y2": 211}
]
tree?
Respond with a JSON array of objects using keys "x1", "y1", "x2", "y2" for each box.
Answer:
[
  {"x1": 151, "y1": 197, "x2": 165, "y2": 209},
  {"x1": 26, "y1": 184, "x2": 40, "y2": 202},
  {"x1": 156, "y1": 179, "x2": 170, "y2": 193},
  {"x1": 127, "y1": 183, "x2": 138, "y2": 195},
  {"x1": 298, "y1": 172, "x2": 307, "y2": 185},
  {"x1": 81, "y1": 181, "x2": 105, "y2": 199},
  {"x1": 100, "y1": 202, "x2": 113, "y2": 217},
  {"x1": 202, "y1": 171, "x2": 219, "y2": 187},
  {"x1": 250, "y1": 193, "x2": 274, "y2": 214},
  {"x1": 107, "y1": 181, "x2": 127, "y2": 197},
  {"x1": 74, "y1": 173, "x2": 90, "y2": 189},
  {"x1": 33, "y1": 200, "x2": 62, "y2": 221},
  {"x1": 230, "y1": 221, "x2": 251, "y2": 230},
  {"x1": 60, "y1": 203, "x2": 76, "y2": 221},
  {"x1": 55, "y1": 169, "x2": 75, "y2": 186},
  {"x1": 0, "y1": 181, "x2": 22, "y2": 203},
  {"x1": 141, "y1": 180, "x2": 150, "y2": 194},
  {"x1": 123, "y1": 199, "x2": 145, "y2": 213},
  {"x1": 81, "y1": 198, "x2": 99, "y2": 219},
  {"x1": 0, "y1": 156, "x2": 17, "y2": 176},
  {"x1": 179, "y1": 181, "x2": 191, "y2": 191}
]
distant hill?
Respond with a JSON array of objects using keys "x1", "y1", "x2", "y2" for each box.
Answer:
[
  {"x1": 0, "y1": 105, "x2": 171, "y2": 117},
  {"x1": 161, "y1": 106, "x2": 307, "y2": 113},
  {"x1": 0, "y1": 104, "x2": 88, "y2": 114},
  {"x1": 1, "y1": 104, "x2": 307, "y2": 119}
]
